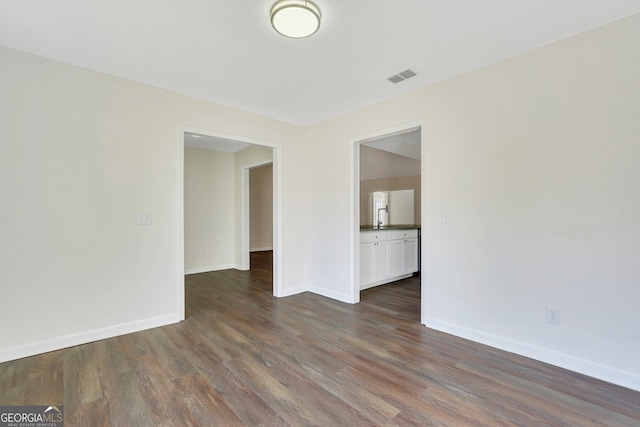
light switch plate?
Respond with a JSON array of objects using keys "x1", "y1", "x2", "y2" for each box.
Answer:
[{"x1": 441, "y1": 212, "x2": 451, "y2": 224}]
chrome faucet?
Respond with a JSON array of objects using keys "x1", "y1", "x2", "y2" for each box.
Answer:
[{"x1": 376, "y1": 205, "x2": 388, "y2": 229}]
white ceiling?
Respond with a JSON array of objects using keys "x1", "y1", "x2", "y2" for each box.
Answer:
[{"x1": 1, "y1": 1, "x2": 639, "y2": 126}]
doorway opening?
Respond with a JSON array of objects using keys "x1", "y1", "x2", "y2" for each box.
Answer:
[
  {"x1": 243, "y1": 162, "x2": 274, "y2": 272},
  {"x1": 177, "y1": 126, "x2": 283, "y2": 319},
  {"x1": 351, "y1": 120, "x2": 425, "y2": 323}
]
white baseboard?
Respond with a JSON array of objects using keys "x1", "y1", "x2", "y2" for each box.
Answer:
[
  {"x1": 0, "y1": 313, "x2": 181, "y2": 363},
  {"x1": 250, "y1": 247, "x2": 273, "y2": 252},
  {"x1": 185, "y1": 264, "x2": 235, "y2": 275},
  {"x1": 360, "y1": 274, "x2": 413, "y2": 291},
  {"x1": 276, "y1": 284, "x2": 308, "y2": 298},
  {"x1": 423, "y1": 317, "x2": 640, "y2": 392},
  {"x1": 308, "y1": 286, "x2": 355, "y2": 304}
]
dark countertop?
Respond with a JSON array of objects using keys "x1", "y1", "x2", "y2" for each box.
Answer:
[{"x1": 360, "y1": 225, "x2": 421, "y2": 231}]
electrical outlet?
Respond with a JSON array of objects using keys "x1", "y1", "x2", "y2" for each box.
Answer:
[
  {"x1": 546, "y1": 307, "x2": 561, "y2": 325},
  {"x1": 137, "y1": 211, "x2": 152, "y2": 225}
]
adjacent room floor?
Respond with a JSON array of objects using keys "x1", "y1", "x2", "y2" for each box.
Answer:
[{"x1": 1, "y1": 251, "x2": 639, "y2": 425}]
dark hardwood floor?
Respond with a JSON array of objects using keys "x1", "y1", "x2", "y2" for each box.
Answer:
[{"x1": 1, "y1": 251, "x2": 639, "y2": 426}]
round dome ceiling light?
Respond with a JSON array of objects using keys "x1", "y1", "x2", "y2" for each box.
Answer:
[{"x1": 270, "y1": 0, "x2": 321, "y2": 39}]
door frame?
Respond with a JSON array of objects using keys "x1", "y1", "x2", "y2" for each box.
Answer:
[
  {"x1": 241, "y1": 161, "x2": 274, "y2": 270},
  {"x1": 350, "y1": 120, "x2": 426, "y2": 322},
  {"x1": 177, "y1": 125, "x2": 283, "y2": 320}
]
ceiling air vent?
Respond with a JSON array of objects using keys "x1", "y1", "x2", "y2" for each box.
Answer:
[
  {"x1": 399, "y1": 69, "x2": 417, "y2": 79},
  {"x1": 387, "y1": 69, "x2": 417, "y2": 84}
]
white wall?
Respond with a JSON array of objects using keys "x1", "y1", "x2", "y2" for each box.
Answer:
[
  {"x1": 360, "y1": 145, "x2": 421, "y2": 181},
  {"x1": 184, "y1": 147, "x2": 235, "y2": 274},
  {"x1": 250, "y1": 164, "x2": 274, "y2": 252},
  {"x1": 306, "y1": 14, "x2": 640, "y2": 390},
  {"x1": 360, "y1": 146, "x2": 421, "y2": 226},
  {"x1": 0, "y1": 45, "x2": 309, "y2": 361}
]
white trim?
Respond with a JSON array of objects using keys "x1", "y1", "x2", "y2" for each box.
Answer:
[
  {"x1": 309, "y1": 286, "x2": 357, "y2": 304},
  {"x1": 250, "y1": 247, "x2": 274, "y2": 252},
  {"x1": 349, "y1": 133, "x2": 360, "y2": 304},
  {"x1": 419, "y1": 122, "x2": 428, "y2": 325},
  {"x1": 242, "y1": 160, "x2": 274, "y2": 271},
  {"x1": 360, "y1": 274, "x2": 413, "y2": 291},
  {"x1": 279, "y1": 284, "x2": 310, "y2": 298},
  {"x1": 272, "y1": 145, "x2": 284, "y2": 298},
  {"x1": 241, "y1": 166, "x2": 251, "y2": 270},
  {"x1": 0, "y1": 313, "x2": 181, "y2": 364},
  {"x1": 176, "y1": 128, "x2": 185, "y2": 321},
  {"x1": 424, "y1": 318, "x2": 640, "y2": 392},
  {"x1": 350, "y1": 120, "x2": 426, "y2": 306},
  {"x1": 185, "y1": 264, "x2": 236, "y2": 275},
  {"x1": 178, "y1": 125, "x2": 283, "y2": 299}
]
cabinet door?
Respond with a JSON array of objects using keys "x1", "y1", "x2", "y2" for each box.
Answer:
[
  {"x1": 372, "y1": 241, "x2": 388, "y2": 282},
  {"x1": 360, "y1": 242, "x2": 375, "y2": 287},
  {"x1": 403, "y1": 238, "x2": 418, "y2": 274},
  {"x1": 388, "y1": 239, "x2": 404, "y2": 277}
]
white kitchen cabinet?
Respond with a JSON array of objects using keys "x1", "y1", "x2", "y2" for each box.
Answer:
[
  {"x1": 388, "y1": 239, "x2": 404, "y2": 277},
  {"x1": 390, "y1": 229, "x2": 419, "y2": 275},
  {"x1": 360, "y1": 228, "x2": 419, "y2": 290},
  {"x1": 359, "y1": 241, "x2": 389, "y2": 285},
  {"x1": 372, "y1": 240, "x2": 389, "y2": 281},
  {"x1": 403, "y1": 238, "x2": 418, "y2": 274},
  {"x1": 360, "y1": 231, "x2": 389, "y2": 287}
]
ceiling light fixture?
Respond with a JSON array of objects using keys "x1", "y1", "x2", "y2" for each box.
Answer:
[{"x1": 270, "y1": 0, "x2": 321, "y2": 39}]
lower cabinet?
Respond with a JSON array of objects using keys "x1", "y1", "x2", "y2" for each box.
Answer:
[
  {"x1": 403, "y1": 237, "x2": 418, "y2": 273},
  {"x1": 360, "y1": 240, "x2": 388, "y2": 286},
  {"x1": 388, "y1": 239, "x2": 404, "y2": 278},
  {"x1": 360, "y1": 229, "x2": 419, "y2": 290}
]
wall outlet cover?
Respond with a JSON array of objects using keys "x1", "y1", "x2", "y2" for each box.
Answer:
[
  {"x1": 137, "y1": 212, "x2": 152, "y2": 225},
  {"x1": 546, "y1": 307, "x2": 561, "y2": 325}
]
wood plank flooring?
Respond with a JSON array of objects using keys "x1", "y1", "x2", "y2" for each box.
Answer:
[{"x1": 2, "y1": 251, "x2": 639, "y2": 426}]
